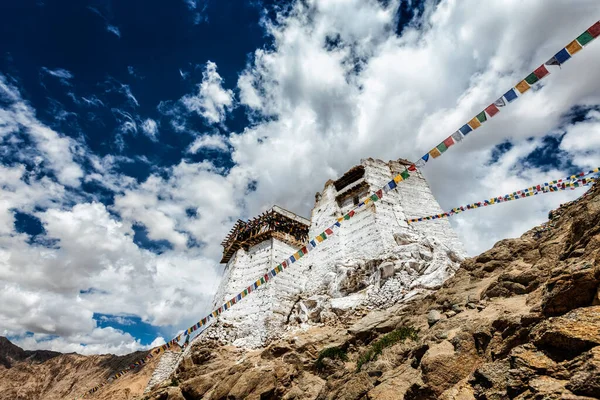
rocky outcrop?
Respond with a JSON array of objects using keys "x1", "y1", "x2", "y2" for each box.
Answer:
[{"x1": 143, "y1": 182, "x2": 600, "y2": 400}]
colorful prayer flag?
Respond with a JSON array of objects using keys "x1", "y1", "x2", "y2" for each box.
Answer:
[
  {"x1": 451, "y1": 131, "x2": 464, "y2": 142},
  {"x1": 401, "y1": 170, "x2": 410, "y2": 179},
  {"x1": 388, "y1": 179, "x2": 397, "y2": 190},
  {"x1": 376, "y1": 189, "x2": 383, "y2": 199},
  {"x1": 533, "y1": 65, "x2": 549, "y2": 79},
  {"x1": 370, "y1": 193, "x2": 379, "y2": 202},
  {"x1": 524, "y1": 72, "x2": 539, "y2": 85},
  {"x1": 576, "y1": 31, "x2": 594, "y2": 46},
  {"x1": 443, "y1": 136, "x2": 454, "y2": 148},
  {"x1": 545, "y1": 56, "x2": 560, "y2": 66},
  {"x1": 476, "y1": 111, "x2": 487, "y2": 123},
  {"x1": 515, "y1": 80, "x2": 530, "y2": 94},
  {"x1": 459, "y1": 124, "x2": 473, "y2": 135},
  {"x1": 589, "y1": 21, "x2": 600, "y2": 38},
  {"x1": 422, "y1": 153, "x2": 430, "y2": 162},
  {"x1": 468, "y1": 117, "x2": 481, "y2": 130},
  {"x1": 566, "y1": 39, "x2": 582, "y2": 55},
  {"x1": 429, "y1": 147, "x2": 442, "y2": 158},
  {"x1": 408, "y1": 164, "x2": 417, "y2": 172},
  {"x1": 485, "y1": 104, "x2": 500, "y2": 117},
  {"x1": 504, "y1": 88, "x2": 518, "y2": 102},
  {"x1": 436, "y1": 142, "x2": 448, "y2": 153},
  {"x1": 553, "y1": 48, "x2": 571, "y2": 64},
  {"x1": 325, "y1": 228, "x2": 334, "y2": 235}
]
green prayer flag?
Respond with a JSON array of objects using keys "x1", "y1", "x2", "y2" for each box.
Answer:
[
  {"x1": 344, "y1": 214, "x2": 350, "y2": 220},
  {"x1": 524, "y1": 72, "x2": 539, "y2": 85},
  {"x1": 577, "y1": 31, "x2": 595, "y2": 46},
  {"x1": 260, "y1": 277, "x2": 266, "y2": 284},
  {"x1": 320, "y1": 232, "x2": 327, "y2": 240},
  {"x1": 243, "y1": 289, "x2": 248, "y2": 295},
  {"x1": 476, "y1": 111, "x2": 487, "y2": 123},
  {"x1": 437, "y1": 142, "x2": 448, "y2": 153},
  {"x1": 370, "y1": 194, "x2": 379, "y2": 202},
  {"x1": 401, "y1": 170, "x2": 410, "y2": 179},
  {"x1": 298, "y1": 250, "x2": 304, "y2": 256}
]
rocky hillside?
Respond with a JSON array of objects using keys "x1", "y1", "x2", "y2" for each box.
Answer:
[
  {"x1": 0, "y1": 339, "x2": 160, "y2": 400},
  {"x1": 143, "y1": 182, "x2": 600, "y2": 400},
  {"x1": 1, "y1": 182, "x2": 599, "y2": 400}
]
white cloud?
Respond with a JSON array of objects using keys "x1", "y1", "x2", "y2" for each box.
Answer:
[
  {"x1": 0, "y1": 75, "x2": 84, "y2": 187},
  {"x1": 141, "y1": 118, "x2": 159, "y2": 141},
  {"x1": 187, "y1": 134, "x2": 229, "y2": 153},
  {"x1": 181, "y1": 61, "x2": 234, "y2": 124}
]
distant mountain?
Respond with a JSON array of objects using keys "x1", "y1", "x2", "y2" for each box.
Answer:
[{"x1": 0, "y1": 336, "x2": 61, "y2": 368}]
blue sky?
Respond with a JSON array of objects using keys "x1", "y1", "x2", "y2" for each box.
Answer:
[{"x1": 1, "y1": 0, "x2": 599, "y2": 354}]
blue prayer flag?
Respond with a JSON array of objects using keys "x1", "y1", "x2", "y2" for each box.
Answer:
[
  {"x1": 504, "y1": 88, "x2": 518, "y2": 102},
  {"x1": 460, "y1": 124, "x2": 473, "y2": 135},
  {"x1": 554, "y1": 48, "x2": 571, "y2": 64}
]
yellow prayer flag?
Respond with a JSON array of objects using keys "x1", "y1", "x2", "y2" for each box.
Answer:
[
  {"x1": 364, "y1": 198, "x2": 371, "y2": 205},
  {"x1": 315, "y1": 235, "x2": 324, "y2": 242},
  {"x1": 393, "y1": 175, "x2": 403, "y2": 184},
  {"x1": 515, "y1": 80, "x2": 530, "y2": 94},
  {"x1": 429, "y1": 148, "x2": 442, "y2": 158},
  {"x1": 337, "y1": 217, "x2": 344, "y2": 223},
  {"x1": 468, "y1": 117, "x2": 481, "y2": 130},
  {"x1": 566, "y1": 40, "x2": 582, "y2": 55}
]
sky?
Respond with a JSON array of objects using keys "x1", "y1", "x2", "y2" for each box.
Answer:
[{"x1": 0, "y1": 0, "x2": 599, "y2": 355}]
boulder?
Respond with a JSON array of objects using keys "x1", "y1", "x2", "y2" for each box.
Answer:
[
  {"x1": 566, "y1": 347, "x2": 600, "y2": 398},
  {"x1": 541, "y1": 265, "x2": 600, "y2": 316},
  {"x1": 427, "y1": 310, "x2": 442, "y2": 327},
  {"x1": 531, "y1": 306, "x2": 600, "y2": 356}
]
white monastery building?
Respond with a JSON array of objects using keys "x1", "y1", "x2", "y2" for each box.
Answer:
[
  {"x1": 205, "y1": 157, "x2": 466, "y2": 348},
  {"x1": 147, "y1": 157, "x2": 468, "y2": 388}
]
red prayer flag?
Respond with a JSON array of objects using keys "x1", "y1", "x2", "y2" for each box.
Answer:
[
  {"x1": 485, "y1": 104, "x2": 500, "y2": 117},
  {"x1": 407, "y1": 164, "x2": 417, "y2": 171},
  {"x1": 325, "y1": 228, "x2": 334, "y2": 235},
  {"x1": 533, "y1": 65, "x2": 549, "y2": 79},
  {"x1": 589, "y1": 21, "x2": 600, "y2": 38},
  {"x1": 376, "y1": 189, "x2": 383, "y2": 199},
  {"x1": 443, "y1": 136, "x2": 455, "y2": 148},
  {"x1": 349, "y1": 210, "x2": 355, "y2": 217}
]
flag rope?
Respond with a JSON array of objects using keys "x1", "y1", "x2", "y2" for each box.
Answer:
[
  {"x1": 406, "y1": 169, "x2": 599, "y2": 224},
  {"x1": 76, "y1": 20, "x2": 600, "y2": 398}
]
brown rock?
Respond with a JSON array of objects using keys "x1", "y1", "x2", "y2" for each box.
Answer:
[
  {"x1": 420, "y1": 339, "x2": 480, "y2": 396},
  {"x1": 541, "y1": 265, "x2": 600, "y2": 316},
  {"x1": 531, "y1": 306, "x2": 600, "y2": 356},
  {"x1": 180, "y1": 375, "x2": 215, "y2": 399},
  {"x1": 566, "y1": 347, "x2": 600, "y2": 398}
]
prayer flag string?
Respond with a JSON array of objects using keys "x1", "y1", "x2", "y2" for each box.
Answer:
[{"x1": 406, "y1": 169, "x2": 599, "y2": 224}]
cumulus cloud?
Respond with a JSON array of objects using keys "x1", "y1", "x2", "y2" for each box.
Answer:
[{"x1": 182, "y1": 61, "x2": 234, "y2": 124}]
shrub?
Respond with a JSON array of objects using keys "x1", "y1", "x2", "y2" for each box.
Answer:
[
  {"x1": 356, "y1": 326, "x2": 418, "y2": 371},
  {"x1": 315, "y1": 346, "x2": 349, "y2": 370}
]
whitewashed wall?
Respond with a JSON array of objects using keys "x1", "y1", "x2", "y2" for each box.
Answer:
[{"x1": 195, "y1": 158, "x2": 467, "y2": 348}]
